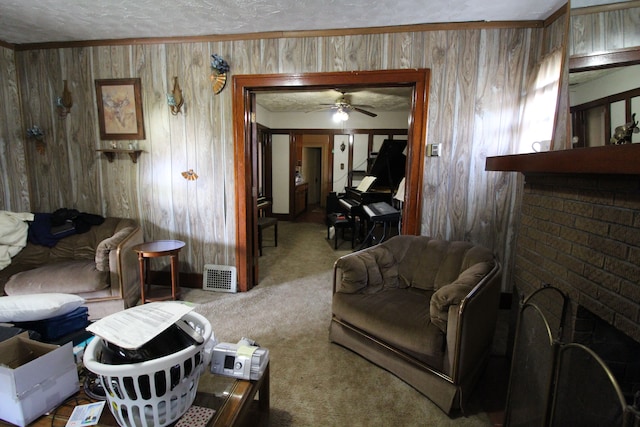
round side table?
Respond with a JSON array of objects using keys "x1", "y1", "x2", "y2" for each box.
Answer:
[{"x1": 132, "y1": 240, "x2": 185, "y2": 303}]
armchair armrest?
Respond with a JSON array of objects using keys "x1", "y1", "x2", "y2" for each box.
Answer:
[
  {"x1": 95, "y1": 227, "x2": 136, "y2": 271},
  {"x1": 110, "y1": 226, "x2": 143, "y2": 307},
  {"x1": 333, "y1": 253, "x2": 368, "y2": 294},
  {"x1": 430, "y1": 261, "x2": 496, "y2": 332},
  {"x1": 447, "y1": 262, "x2": 501, "y2": 383},
  {"x1": 93, "y1": 220, "x2": 143, "y2": 308}
]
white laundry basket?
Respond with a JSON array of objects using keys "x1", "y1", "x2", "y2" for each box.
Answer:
[{"x1": 83, "y1": 311, "x2": 212, "y2": 427}]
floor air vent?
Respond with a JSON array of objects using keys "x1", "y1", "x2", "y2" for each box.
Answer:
[{"x1": 203, "y1": 264, "x2": 237, "y2": 293}]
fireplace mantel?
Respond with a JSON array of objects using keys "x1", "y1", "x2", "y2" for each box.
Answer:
[{"x1": 485, "y1": 144, "x2": 640, "y2": 175}]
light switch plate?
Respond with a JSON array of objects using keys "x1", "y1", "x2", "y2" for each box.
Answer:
[{"x1": 427, "y1": 143, "x2": 441, "y2": 157}]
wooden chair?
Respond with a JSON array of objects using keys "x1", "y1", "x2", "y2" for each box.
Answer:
[{"x1": 258, "y1": 217, "x2": 278, "y2": 256}]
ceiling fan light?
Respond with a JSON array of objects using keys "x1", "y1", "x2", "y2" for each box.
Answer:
[{"x1": 333, "y1": 109, "x2": 349, "y2": 122}]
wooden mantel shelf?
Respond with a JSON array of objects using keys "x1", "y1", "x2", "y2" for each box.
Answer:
[{"x1": 485, "y1": 144, "x2": 640, "y2": 175}]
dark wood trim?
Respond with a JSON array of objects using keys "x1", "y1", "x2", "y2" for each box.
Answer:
[
  {"x1": 233, "y1": 69, "x2": 429, "y2": 291},
  {"x1": 571, "y1": 0, "x2": 640, "y2": 16},
  {"x1": 544, "y1": 3, "x2": 568, "y2": 28},
  {"x1": 485, "y1": 145, "x2": 640, "y2": 175},
  {"x1": 569, "y1": 47, "x2": 640, "y2": 72},
  {"x1": 10, "y1": 21, "x2": 544, "y2": 51},
  {"x1": 0, "y1": 39, "x2": 14, "y2": 50},
  {"x1": 290, "y1": 132, "x2": 300, "y2": 221},
  {"x1": 263, "y1": 127, "x2": 408, "y2": 136}
]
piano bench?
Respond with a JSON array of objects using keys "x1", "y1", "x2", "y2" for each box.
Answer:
[
  {"x1": 258, "y1": 216, "x2": 278, "y2": 256},
  {"x1": 327, "y1": 213, "x2": 355, "y2": 250}
]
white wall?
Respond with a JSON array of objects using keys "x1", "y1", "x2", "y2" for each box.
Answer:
[
  {"x1": 570, "y1": 64, "x2": 640, "y2": 106},
  {"x1": 351, "y1": 134, "x2": 369, "y2": 183},
  {"x1": 571, "y1": 64, "x2": 640, "y2": 143},
  {"x1": 272, "y1": 134, "x2": 290, "y2": 214},
  {"x1": 333, "y1": 135, "x2": 350, "y2": 192}
]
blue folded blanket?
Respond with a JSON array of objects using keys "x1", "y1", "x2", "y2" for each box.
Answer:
[{"x1": 28, "y1": 210, "x2": 105, "y2": 247}]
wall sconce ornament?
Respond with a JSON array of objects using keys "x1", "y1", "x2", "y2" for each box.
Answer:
[
  {"x1": 26, "y1": 125, "x2": 45, "y2": 154},
  {"x1": 55, "y1": 80, "x2": 73, "y2": 118},
  {"x1": 610, "y1": 113, "x2": 639, "y2": 145},
  {"x1": 166, "y1": 76, "x2": 184, "y2": 115},
  {"x1": 210, "y1": 54, "x2": 229, "y2": 95},
  {"x1": 181, "y1": 169, "x2": 199, "y2": 181}
]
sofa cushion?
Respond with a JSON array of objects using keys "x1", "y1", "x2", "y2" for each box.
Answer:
[
  {"x1": 333, "y1": 288, "x2": 444, "y2": 367},
  {"x1": 47, "y1": 217, "x2": 121, "y2": 262},
  {"x1": 10, "y1": 243, "x2": 51, "y2": 266},
  {"x1": 429, "y1": 261, "x2": 495, "y2": 332},
  {"x1": 4, "y1": 260, "x2": 109, "y2": 295},
  {"x1": 387, "y1": 237, "x2": 495, "y2": 292},
  {"x1": 396, "y1": 238, "x2": 449, "y2": 290}
]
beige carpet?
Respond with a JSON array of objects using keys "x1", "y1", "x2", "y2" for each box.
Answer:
[{"x1": 183, "y1": 221, "x2": 499, "y2": 426}]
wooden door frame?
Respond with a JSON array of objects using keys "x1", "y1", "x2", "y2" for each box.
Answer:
[{"x1": 233, "y1": 69, "x2": 430, "y2": 291}]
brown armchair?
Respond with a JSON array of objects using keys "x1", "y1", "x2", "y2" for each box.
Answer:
[{"x1": 329, "y1": 235, "x2": 501, "y2": 414}]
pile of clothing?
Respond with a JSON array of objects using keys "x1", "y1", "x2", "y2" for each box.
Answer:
[{"x1": 0, "y1": 208, "x2": 104, "y2": 270}]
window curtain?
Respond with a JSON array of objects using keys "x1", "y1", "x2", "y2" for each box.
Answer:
[{"x1": 518, "y1": 48, "x2": 563, "y2": 153}]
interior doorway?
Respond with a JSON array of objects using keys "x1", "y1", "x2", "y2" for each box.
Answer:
[
  {"x1": 303, "y1": 147, "x2": 322, "y2": 206},
  {"x1": 233, "y1": 69, "x2": 430, "y2": 291}
]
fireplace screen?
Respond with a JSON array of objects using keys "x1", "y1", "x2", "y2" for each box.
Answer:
[
  {"x1": 505, "y1": 286, "x2": 640, "y2": 427},
  {"x1": 550, "y1": 343, "x2": 627, "y2": 426}
]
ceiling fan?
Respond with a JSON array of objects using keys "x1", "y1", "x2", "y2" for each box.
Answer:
[{"x1": 312, "y1": 90, "x2": 378, "y2": 121}]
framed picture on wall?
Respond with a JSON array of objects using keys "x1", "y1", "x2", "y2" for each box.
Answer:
[{"x1": 95, "y1": 78, "x2": 145, "y2": 140}]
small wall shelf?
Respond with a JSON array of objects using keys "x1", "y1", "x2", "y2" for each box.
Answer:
[{"x1": 97, "y1": 149, "x2": 143, "y2": 163}]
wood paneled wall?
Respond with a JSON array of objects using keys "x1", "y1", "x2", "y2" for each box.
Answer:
[
  {"x1": 570, "y1": 4, "x2": 640, "y2": 56},
  {"x1": 0, "y1": 46, "x2": 29, "y2": 212},
  {"x1": 1, "y1": 20, "x2": 567, "y2": 291},
  {"x1": 559, "y1": 5, "x2": 640, "y2": 150}
]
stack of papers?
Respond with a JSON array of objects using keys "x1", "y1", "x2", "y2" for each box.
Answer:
[{"x1": 86, "y1": 302, "x2": 194, "y2": 349}]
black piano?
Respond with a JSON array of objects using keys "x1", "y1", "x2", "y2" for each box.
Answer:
[{"x1": 339, "y1": 139, "x2": 407, "y2": 219}]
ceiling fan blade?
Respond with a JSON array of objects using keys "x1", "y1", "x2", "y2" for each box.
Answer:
[{"x1": 353, "y1": 107, "x2": 377, "y2": 117}]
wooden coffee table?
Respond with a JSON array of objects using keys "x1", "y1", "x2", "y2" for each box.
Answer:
[{"x1": 1, "y1": 365, "x2": 269, "y2": 427}]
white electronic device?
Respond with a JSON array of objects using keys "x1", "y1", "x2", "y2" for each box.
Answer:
[{"x1": 210, "y1": 338, "x2": 269, "y2": 381}]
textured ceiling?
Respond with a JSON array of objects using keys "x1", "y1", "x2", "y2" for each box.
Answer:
[
  {"x1": 256, "y1": 87, "x2": 414, "y2": 113},
  {"x1": 0, "y1": 0, "x2": 568, "y2": 111},
  {"x1": 0, "y1": 0, "x2": 568, "y2": 45}
]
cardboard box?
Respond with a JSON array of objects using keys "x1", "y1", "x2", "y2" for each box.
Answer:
[{"x1": 0, "y1": 332, "x2": 79, "y2": 427}]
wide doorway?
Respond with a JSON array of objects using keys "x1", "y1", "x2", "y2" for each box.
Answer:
[{"x1": 233, "y1": 69, "x2": 430, "y2": 291}]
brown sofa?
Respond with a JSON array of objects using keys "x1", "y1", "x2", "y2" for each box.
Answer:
[
  {"x1": 329, "y1": 235, "x2": 501, "y2": 414},
  {"x1": 0, "y1": 217, "x2": 143, "y2": 319}
]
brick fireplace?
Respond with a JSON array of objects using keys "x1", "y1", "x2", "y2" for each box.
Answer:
[
  {"x1": 487, "y1": 144, "x2": 640, "y2": 405},
  {"x1": 515, "y1": 172, "x2": 640, "y2": 344}
]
